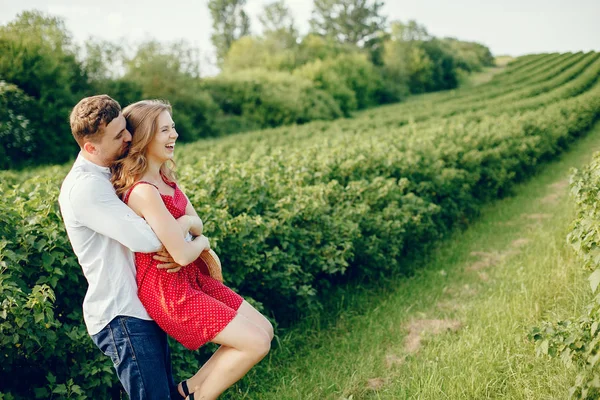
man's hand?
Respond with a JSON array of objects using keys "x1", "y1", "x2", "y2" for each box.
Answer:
[{"x1": 153, "y1": 247, "x2": 183, "y2": 273}]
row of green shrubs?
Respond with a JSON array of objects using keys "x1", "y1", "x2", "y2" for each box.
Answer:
[
  {"x1": 2, "y1": 63, "x2": 600, "y2": 398},
  {"x1": 0, "y1": 11, "x2": 495, "y2": 169},
  {"x1": 532, "y1": 146, "x2": 600, "y2": 399},
  {"x1": 181, "y1": 51, "x2": 599, "y2": 163},
  {"x1": 178, "y1": 83, "x2": 600, "y2": 316},
  {"x1": 338, "y1": 52, "x2": 600, "y2": 132},
  {"x1": 386, "y1": 51, "x2": 596, "y2": 116}
]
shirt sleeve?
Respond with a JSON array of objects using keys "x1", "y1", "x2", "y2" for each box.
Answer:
[{"x1": 68, "y1": 173, "x2": 163, "y2": 253}]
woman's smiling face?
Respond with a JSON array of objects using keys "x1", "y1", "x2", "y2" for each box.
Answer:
[{"x1": 147, "y1": 110, "x2": 178, "y2": 163}]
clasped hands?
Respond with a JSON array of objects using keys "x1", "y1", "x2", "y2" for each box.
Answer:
[{"x1": 153, "y1": 215, "x2": 210, "y2": 273}]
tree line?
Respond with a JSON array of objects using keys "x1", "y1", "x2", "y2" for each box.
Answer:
[{"x1": 0, "y1": 1, "x2": 494, "y2": 169}]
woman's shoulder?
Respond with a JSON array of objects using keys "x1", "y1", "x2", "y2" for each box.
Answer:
[{"x1": 124, "y1": 181, "x2": 161, "y2": 204}]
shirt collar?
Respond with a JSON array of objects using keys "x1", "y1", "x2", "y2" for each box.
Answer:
[{"x1": 76, "y1": 152, "x2": 111, "y2": 176}]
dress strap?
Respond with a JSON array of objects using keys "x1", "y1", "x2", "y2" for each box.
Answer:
[
  {"x1": 123, "y1": 181, "x2": 159, "y2": 204},
  {"x1": 160, "y1": 171, "x2": 176, "y2": 188}
]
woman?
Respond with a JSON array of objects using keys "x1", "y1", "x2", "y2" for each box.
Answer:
[{"x1": 111, "y1": 100, "x2": 273, "y2": 400}]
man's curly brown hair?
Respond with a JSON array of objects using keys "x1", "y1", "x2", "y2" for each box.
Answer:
[{"x1": 69, "y1": 95, "x2": 121, "y2": 146}]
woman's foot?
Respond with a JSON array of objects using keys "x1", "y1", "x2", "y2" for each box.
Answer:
[{"x1": 178, "y1": 380, "x2": 194, "y2": 399}]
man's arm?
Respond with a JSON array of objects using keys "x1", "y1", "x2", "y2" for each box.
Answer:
[{"x1": 69, "y1": 174, "x2": 162, "y2": 253}]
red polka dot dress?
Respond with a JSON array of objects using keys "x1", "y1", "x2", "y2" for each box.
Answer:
[{"x1": 124, "y1": 180, "x2": 243, "y2": 351}]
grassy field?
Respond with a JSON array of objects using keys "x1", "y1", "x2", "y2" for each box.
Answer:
[
  {"x1": 3, "y1": 51, "x2": 600, "y2": 399},
  {"x1": 459, "y1": 56, "x2": 516, "y2": 88},
  {"x1": 220, "y1": 122, "x2": 600, "y2": 399}
]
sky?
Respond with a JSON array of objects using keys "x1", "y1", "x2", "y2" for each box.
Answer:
[{"x1": 1, "y1": 0, "x2": 598, "y2": 75}]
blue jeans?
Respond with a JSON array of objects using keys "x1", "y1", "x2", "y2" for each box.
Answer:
[{"x1": 91, "y1": 316, "x2": 181, "y2": 400}]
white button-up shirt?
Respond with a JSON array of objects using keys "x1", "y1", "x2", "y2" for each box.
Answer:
[{"x1": 58, "y1": 153, "x2": 162, "y2": 335}]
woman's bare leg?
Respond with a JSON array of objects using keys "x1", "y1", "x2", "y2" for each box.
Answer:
[
  {"x1": 236, "y1": 301, "x2": 274, "y2": 340},
  {"x1": 183, "y1": 312, "x2": 271, "y2": 399},
  {"x1": 178, "y1": 345, "x2": 231, "y2": 397},
  {"x1": 178, "y1": 301, "x2": 273, "y2": 397}
]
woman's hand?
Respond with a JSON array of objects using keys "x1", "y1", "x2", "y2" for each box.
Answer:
[
  {"x1": 175, "y1": 215, "x2": 192, "y2": 236},
  {"x1": 188, "y1": 216, "x2": 203, "y2": 236},
  {"x1": 175, "y1": 215, "x2": 203, "y2": 237},
  {"x1": 198, "y1": 235, "x2": 210, "y2": 253}
]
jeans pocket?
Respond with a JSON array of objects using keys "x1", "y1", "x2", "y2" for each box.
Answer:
[
  {"x1": 104, "y1": 339, "x2": 121, "y2": 367},
  {"x1": 92, "y1": 324, "x2": 122, "y2": 367}
]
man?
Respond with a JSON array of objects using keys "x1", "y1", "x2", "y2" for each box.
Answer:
[{"x1": 58, "y1": 95, "x2": 182, "y2": 399}]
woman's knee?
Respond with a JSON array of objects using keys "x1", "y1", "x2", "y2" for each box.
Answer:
[
  {"x1": 243, "y1": 324, "x2": 271, "y2": 358},
  {"x1": 263, "y1": 319, "x2": 274, "y2": 341},
  {"x1": 238, "y1": 301, "x2": 274, "y2": 340},
  {"x1": 213, "y1": 314, "x2": 270, "y2": 358},
  {"x1": 251, "y1": 329, "x2": 271, "y2": 360}
]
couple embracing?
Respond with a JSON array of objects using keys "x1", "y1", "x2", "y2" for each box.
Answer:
[{"x1": 59, "y1": 95, "x2": 272, "y2": 399}]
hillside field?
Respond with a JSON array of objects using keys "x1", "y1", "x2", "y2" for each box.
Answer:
[{"x1": 1, "y1": 51, "x2": 600, "y2": 398}]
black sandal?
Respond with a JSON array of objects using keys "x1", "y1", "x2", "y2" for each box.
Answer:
[{"x1": 180, "y1": 380, "x2": 195, "y2": 400}]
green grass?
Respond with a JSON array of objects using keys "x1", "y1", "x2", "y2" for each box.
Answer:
[
  {"x1": 221, "y1": 122, "x2": 600, "y2": 399},
  {"x1": 461, "y1": 66, "x2": 506, "y2": 88},
  {"x1": 495, "y1": 55, "x2": 517, "y2": 68},
  {"x1": 458, "y1": 55, "x2": 515, "y2": 88}
]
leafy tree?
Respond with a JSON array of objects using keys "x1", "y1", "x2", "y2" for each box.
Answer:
[
  {"x1": 125, "y1": 40, "x2": 202, "y2": 88},
  {"x1": 124, "y1": 40, "x2": 219, "y2": 141},
  {"x1": 0, "y1": 11, "x2": 87, "y2": 100},
  {"x1": 309, "y1": 0, "x2": 387, "y2": 46},
  {"x1": 419, "y1": 39, "x2": 459, "y2": 91},
  {"x1": 223, "y1": 31, "x2": 358, "y2": 74},
  {"x1": 363, "y1": 30, "x2": 390, "y2": 66},
  {"x1": 201, "y1": 69, "x2": 342, "y2": 127},
  {"x1": 81, "y1": 39, "x2": 144, "y2": 107},
  {"x1": 382, "y1": 20, "x2": 463, "y2": 94},
  {"x1": 224, "y1": 36, "x2": 296, "y2": 72},
  {"x1": 383, "y1": 39, "x2": 433, "y2": 94},
  {"x1": 259, "y1": 0, "x2": 299, "y2": 51},
  {"x1": 259, "y1": 0, "x2": 297, "y2": 37},
  {"x1": 223, "y1": 2, "x2": 297, "y2": 73},
  {"x1": 296, "y1": 52, "x2": 382, "y2": 113},
  {"x1": 208, "y1": 0, "x2": 251, "y2": 66},
  {"x1": 440, "y1": 37, "x2": 495, "y2": 72},
  {"x1": 295, "y1": 59, "x2": 358, "y2": 115},
  {"x1": 295, "y1": 34, "x2": 358, "y2": 66},
  {"x1": 0, "y1": 10, "x2": 88, "y2": 166},
  {"x1": 82, "y1": 39, "x2": 126, "y2": 82},
  {"x1": 389, "y1": 19, "x2": 431, "y2": 42},
  {"x1": 0, "y1": 81, "x2": 38, "y2": 169}
]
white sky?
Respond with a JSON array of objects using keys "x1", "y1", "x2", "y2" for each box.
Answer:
[{"x1": 1, "y1": 0, "x2": 599, "y2": 76}]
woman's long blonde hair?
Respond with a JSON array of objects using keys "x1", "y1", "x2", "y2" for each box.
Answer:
[{"x1": 111, "y1": 100, "x2": 177, "y2": 198}]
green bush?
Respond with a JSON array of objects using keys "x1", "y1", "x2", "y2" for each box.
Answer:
[
  {"x1": 0, "y1": 82, "x2": 37, "y2": 169},
  {"x1": 440, "y1": 38, "x2": 495, "y2": 72},
  {"x1": 295, "y1": 53, "x2": 383, "y2": 112},
  {"x1": 123, "y1": 40, "x2": 221, "y2": 141},
  {"x1": 201, "y1": 69, "x2": 342, "y2": 128},
  {"x1": 294, "y1": 59, "x2": 358, "y2": 116},
  {"x1": 0, "y1": 11, "x2": 86, "y2": 167},
  {"x1": 213, "y1": 114, "x2": 263, "y2": 136},
  {"x1": 223, "y1": 36, "x2": 298, "y2": 73},
  {"x1": 532, "y1": 148, "x2": 600, "y2": 399},
  {"x1": 419, "y1": 39, "x2": 459, "y2": 92}
]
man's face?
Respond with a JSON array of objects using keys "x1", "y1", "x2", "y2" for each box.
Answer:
[{"x1": 94, "y1": 113, "x2": 132, "y2": 165}]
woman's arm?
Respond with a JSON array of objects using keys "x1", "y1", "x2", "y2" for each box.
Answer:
[
  {"x1": 182, "y1": 191, "x2": 203, "y2": 236},
  {"x1": 127, "y1": 184, "x2": 208, "y2": 266}
]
